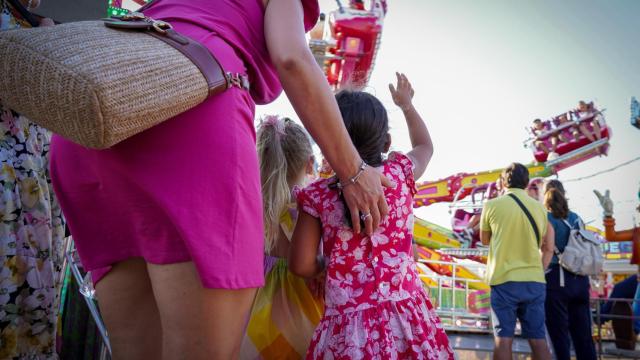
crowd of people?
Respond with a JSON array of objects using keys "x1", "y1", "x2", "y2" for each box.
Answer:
[
  {"x1": 480, "y1": 164, "x2": 601, "y2": 360},
  {"x1": 0, "y1": 0, "x2": 632, "y2": 359}
]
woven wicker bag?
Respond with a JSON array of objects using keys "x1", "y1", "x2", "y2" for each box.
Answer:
[{"x1": 0, "y1": 20, "x2": 220, "y2": 149}]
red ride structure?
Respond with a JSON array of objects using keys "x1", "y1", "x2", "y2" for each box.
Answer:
[
  {"x1": 526, "y1": 101, "x2": 611, "y2": 172},
  {"x1": 309, "y1": 0, "x2": 387, "y2": 91}
]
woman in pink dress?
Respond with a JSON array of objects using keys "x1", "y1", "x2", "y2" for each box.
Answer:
[
  {"x1": 290, "y1": 74, "x2": 454, "y2": 359},
  {"x1": 50, "y1": 0, "x2": 392, "y2": 358}
]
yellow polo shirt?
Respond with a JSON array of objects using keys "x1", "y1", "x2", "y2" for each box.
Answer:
[{"x1": 480, "y1": 188, "x2": 548, "y2": 286}]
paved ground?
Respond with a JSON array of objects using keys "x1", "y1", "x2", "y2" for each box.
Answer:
[{"x1": 450, "y1": 334, "x2": 640, "y2": 359}]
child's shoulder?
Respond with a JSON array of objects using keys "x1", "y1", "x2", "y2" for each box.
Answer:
[
  {"x1": 383, "y1": 152, "x2": 415, "y2": 177},
  {"x1": 296, "y1": 177, "x2": 337, "y2": 218},
  {"x1": 301, "y1": 177, "x2": 333, "y2": 193},
  {"x1": 296, "y1": 177, "x2": 334, "y2": 203},
  {"x1": 385, "y1": 151, "x2": 413, "y2": 166},
  {"x1": 383, "y1": 152, "x2": 417, "y2": 196}
]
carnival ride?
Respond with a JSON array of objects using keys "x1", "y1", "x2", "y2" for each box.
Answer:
[
  {"x1": 407, "y1": 103, "x2": 614, "y2": 332},
  {"x1": 309, "y1": 0, "x2": 386, "y2": 91}
]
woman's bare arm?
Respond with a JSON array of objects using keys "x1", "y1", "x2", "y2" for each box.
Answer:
[
  {"x1": 541, "y1": 223, "x2": 555, "y2": 269},
  {"x1": 388, "y1": 73, "x2": 433, "y2": 179},
  {"x1": 264, "y1": 0, "x2": 392, "y2": 234}
]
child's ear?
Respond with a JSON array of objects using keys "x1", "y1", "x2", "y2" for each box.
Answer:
[{"x1": 384, "y1": 133, "x2": 392, "y2": 152}]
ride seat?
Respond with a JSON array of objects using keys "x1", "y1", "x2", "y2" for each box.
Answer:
[{"x1": 452, "y1": 209, "x2": 473, "y2": 232}]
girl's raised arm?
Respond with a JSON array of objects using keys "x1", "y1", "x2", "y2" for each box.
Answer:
[
  {"x1": 389, "y1": 72, "x2": 433, "y2": 180},
  {"x1": 264, "y1": 0, "x2": 393, "y2": 234}
]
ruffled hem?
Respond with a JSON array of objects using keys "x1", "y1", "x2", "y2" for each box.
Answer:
[{"x1": 307, "y1": 291, "x2": 454, "y2": 360}]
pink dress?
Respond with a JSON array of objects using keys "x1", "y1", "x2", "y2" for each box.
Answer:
[
  {"x1": 297, "y1": 153, "x2": 455, "y2": 359},
  {"x1": 50, "y1": 0, "x2": 319, "y2": 288}
]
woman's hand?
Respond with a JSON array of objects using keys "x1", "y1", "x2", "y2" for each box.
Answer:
[
  {"x1": 342, "y1": 166, "x2": 393, "y2": 235},
  {"x1": 389, "y1": 72, "x2": 414, "y2": 110}
]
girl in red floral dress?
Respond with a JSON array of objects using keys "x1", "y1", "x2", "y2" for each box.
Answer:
[{"x1": 290, "y1": 73, "x2": 455, "y2": 359}]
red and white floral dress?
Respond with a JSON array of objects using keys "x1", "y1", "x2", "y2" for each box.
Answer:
[{"x1": 297, "y1": 153, "x2": 454, "y2": 360}]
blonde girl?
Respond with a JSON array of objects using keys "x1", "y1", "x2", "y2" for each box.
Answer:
[{"x1": 240, "y1": 116, "x2": 324, "y2": 359}]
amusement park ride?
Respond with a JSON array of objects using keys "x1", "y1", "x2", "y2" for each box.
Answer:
[{"x1": 309, "y1": 0, "x2": 387, "y2": 91}]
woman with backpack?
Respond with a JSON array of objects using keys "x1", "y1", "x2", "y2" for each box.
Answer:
[{"x1": 543, "y1": 179, "x2": 597, "y2": 360}]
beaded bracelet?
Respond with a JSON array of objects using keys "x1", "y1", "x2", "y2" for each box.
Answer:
[{"x1": 337, "y1": 160, "x2": 368, "y2": 190}]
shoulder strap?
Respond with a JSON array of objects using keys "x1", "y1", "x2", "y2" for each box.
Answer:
[
  {"x1": 508, "y1": 193, "x2": 540, "y2": 246},
  {"x1": 562, "y1": 215, "x2": 584, "y2": 231}
]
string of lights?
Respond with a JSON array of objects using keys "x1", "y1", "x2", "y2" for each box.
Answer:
[{"x1": 563, "y1": 156, "x2": 640, "y2": 183}]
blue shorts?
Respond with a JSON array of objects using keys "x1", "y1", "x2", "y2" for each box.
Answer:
[{"x1": 490, "y1": 281, "x2": 546, "y2": 339}]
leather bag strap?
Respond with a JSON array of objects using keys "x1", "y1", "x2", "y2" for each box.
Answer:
[
  {"x1": 508, "y1": 193, "x2": 540, "y2": 247},
  {"x1": 103, "y1": 13, "x2": 249, "y2": 96}
]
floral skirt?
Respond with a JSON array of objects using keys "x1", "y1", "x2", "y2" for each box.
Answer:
[
  {"x1": 307, "y1": 291, "x2": 455, "y2": 360},
  {"x1": 0, "y1": 105, "x2": 65, "y2": 359},
  {"x1": 240, "y1": 257, "x2": 324, "y2": 359}
]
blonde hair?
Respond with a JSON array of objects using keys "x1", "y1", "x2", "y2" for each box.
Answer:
[{"x1": 257, "y1": 116, "x2": 313, "y2": 252}]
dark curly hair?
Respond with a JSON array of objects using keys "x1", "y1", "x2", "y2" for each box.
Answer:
[
  {"x1": 501, "y1": 163, "x2": 529, "y2": 190},
  {"x1": 332, "y1": 90, "x2": 390, "y2": 228},
  {"x1": 335, "y1": 90, "x2": 389, "y2": 167}
]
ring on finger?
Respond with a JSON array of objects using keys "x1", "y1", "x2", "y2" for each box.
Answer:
[{"x1": 360, "y1": 213, "x2": 372, "y2": 221}]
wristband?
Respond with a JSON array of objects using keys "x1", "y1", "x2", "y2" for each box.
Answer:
[{"x1": 337, "y1": 160, "x2": 368, "y2": 190}]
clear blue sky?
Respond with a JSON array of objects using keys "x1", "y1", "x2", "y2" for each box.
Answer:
[{"x1": 260, "y1": 0, "x2": 640, "y2": 229}]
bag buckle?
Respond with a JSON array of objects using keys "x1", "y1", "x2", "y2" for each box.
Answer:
[
  {"x1": 226, "y1": 72, "x2": 250, "y2": 91},
  {"x1": 151, "y1": 20, "x2": 172, "y2": 34},
  {"x1": 116, "y1": 11, "x2": 172, "y2": 34}
]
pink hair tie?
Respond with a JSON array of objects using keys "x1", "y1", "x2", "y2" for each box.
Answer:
[{"x1": 262, "y1": 115, "x2": 287, "y2": 140}]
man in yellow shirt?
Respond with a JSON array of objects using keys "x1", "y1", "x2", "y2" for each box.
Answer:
[{"x1": 480, "y1": 163, "x2": 555, "y2": 360}]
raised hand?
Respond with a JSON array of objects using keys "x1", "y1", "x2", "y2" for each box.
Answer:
[
  {"x1": 388, "y1": 72, "x2": 414, "y2": 111},
  {"x1": 593, "y1": 189, "x2": 614, "y2": 217}
]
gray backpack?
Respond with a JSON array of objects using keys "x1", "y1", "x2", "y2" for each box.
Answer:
[{"x1": 555, "y1": 218, "x2": 604, "y2": 277}]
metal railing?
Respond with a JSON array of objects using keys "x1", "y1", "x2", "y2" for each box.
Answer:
[
  {"x1": 417, "y1": 257, "x2": 492, "y2": 333},
  {"x1": 419, "y1": 254, "x2": 640, "y2": 358},
  {"x1": 592, "y1": 297, "x2": 640, "y2": 359},
  {"x1": 64, "y1": 241, "x2": 112, "y2": 358}
]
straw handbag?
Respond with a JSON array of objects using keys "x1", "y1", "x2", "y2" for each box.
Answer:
[{"x1": 0, "y1": 12, "x2": 249, "y2": 149}]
